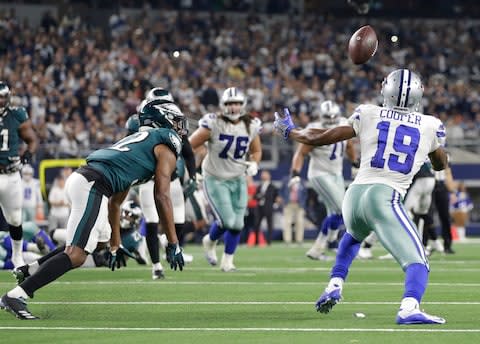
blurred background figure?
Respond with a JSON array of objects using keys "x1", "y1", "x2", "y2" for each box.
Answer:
[
  {"x1": 47, "y1": 173, "x2": 70, "y2": 233},
  {"x1": 253, "y1": 170, "x2": 279, "y2": 245},
  {"x1": 451, "y1": 182, "x2": 474, "y2": 242},
  {"x1": 280, "y1": 174, "x2": 307, "y2": 246},
  {"x1": 20, "y1": 165, "x2": 44, "y2": 223}
]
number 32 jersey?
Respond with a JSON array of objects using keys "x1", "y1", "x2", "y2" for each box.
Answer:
[
  {"x1": 348, "y1": 104, "x2": 445, "y2": 197},
  {"x1": 199, "y1": 113, "x2": 262, "y2": 179}
]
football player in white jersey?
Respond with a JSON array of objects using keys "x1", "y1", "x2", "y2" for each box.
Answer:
[
  {"x1": 290, "y1": 100, "x2": 357, "y2": 260},
  {"x1": 274, "y1": 69, "x2": 448, "y2": 324},
  {"x1": 189, "y1": 87, "x2": 262, "y2": 272}
]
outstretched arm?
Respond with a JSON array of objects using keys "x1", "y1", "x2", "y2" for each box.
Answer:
[
  {"x1": 289, "y1": 126, "x2": 356, "y2": 146},
  {"x1": 274, "y1": 108, "x2": 356, "y2": 146}
]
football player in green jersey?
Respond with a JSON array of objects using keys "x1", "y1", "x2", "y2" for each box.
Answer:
[
  {"x1": 0, "y1": 100, "x2": 187, "y2": 320},
  {"x1": 0, "y1": 81, "x2": 37, "y2": 268}
]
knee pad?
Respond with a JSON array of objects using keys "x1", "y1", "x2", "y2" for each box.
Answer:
[{"x1": 4, "y1": 209, "x2": 22, "y2": 227}]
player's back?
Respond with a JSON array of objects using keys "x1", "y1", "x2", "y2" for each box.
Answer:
[
  {"x1": 350, "y1": 104, "x2": 444, "y2": 197},
  {"x1": 87, "y1": 128, "x2": 181, "y2": 192},
  {"x1": 307, "y1": 117, "x2": 349, "y2": 178}
]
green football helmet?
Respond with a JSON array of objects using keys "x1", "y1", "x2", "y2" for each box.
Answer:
[
  {"x1": 138, "y1": 99, "x2": 188, "y2": 135},
  {"x1": 0, "y1": 81, "x2": 11, "y2": 115},
  {"x1": 125, "y1": 114, "x2": 140, "y2": 135}
]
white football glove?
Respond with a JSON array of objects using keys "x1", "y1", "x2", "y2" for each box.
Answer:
[
  {"x1": 245, "y1": 161, "x2": 259, "y2": 176},
  {"x1": 288, "y1": 176, "x2": 301, "y2": 187}
]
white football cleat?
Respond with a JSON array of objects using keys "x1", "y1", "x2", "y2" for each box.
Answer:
[{"x1": 202, "y1": 234, "x2": 218, "y2": 266}]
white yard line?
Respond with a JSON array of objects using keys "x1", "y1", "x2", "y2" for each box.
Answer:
[
  {"x1": 2, "y1": 280, "x2": 480, "y2": 287},
  {"x1": 0, "y1": 326, "x2": 479, "y2": 333},
  {"x1": 26, "y1": 301, "x2": 480, "y2": 305}
]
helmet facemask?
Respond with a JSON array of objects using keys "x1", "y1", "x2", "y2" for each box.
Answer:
[
  {"x1": 220, "y1": 87, "x2": 247, "y2": 121},
  {"x1": 317, "y1": 100, "x2": 341, "y2": 127}
]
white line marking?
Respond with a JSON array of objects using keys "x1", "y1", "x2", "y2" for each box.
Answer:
[
  {"x1": 0, "y1": 327, "x2": 479, "y2": 333},
  {"x1": 27, "y1": 301, "x2": 480, "y2": 305},
  {"x1": 2, "y1": 281, "x2": 480, "y2": 287}
]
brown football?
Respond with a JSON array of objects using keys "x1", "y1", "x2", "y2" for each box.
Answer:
[{"x1": 348, "y1": 25, "x2": 378, "y2": 65}]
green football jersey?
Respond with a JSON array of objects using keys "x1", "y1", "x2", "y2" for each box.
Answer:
[
  {"x1": 0, "y1": 107, "x2": 29, "y2": 165},
  {"x1": 87, "y1": 128, "x2": 182, "y2": 193}
]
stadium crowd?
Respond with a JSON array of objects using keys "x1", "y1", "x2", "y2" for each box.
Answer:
[{"x1": 0, "y1": 6, "x2": 479, "y2": 160}]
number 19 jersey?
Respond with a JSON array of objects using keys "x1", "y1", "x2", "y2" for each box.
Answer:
[{"x1": 348, "y1": 104, "x2": 445, "y2": 197}]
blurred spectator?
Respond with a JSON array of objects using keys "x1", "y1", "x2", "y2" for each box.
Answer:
[
  {"x1": 280, "y1": 175, "x2": 307, "y2": 245},
  {"x1": 20, "y1": 165, "x2": 44, "y2": 223},
  {"x1": 450, "y1": 182, "x2": 474, "y2": 242},
  {"x1": 253, "y1": 170, "x2": 280, "y2": 245},
  {"x1": 47, "y1": 174, "x2": 70, "y2": 233}
]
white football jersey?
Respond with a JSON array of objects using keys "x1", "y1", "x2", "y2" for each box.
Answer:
[
  {"x1": 199, "y1": 113, "x2": 262, "y2": 179},
  {"x1": 348, "y1": 104, "x2": 445, "y2": 197},
  {"x1": 307, "y1": 117, "x2": 349, "y2": 178}
]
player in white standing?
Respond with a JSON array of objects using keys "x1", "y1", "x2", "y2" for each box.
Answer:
[
  {"x1": 290, "y1": 100, "x2": 357, "y2": 260},
  {"x1": 274, "y1": 69, "x2": 448, "y2": 324},
  {"x1": 189, "y1": 87, "x2": 262, "y2": 272}
]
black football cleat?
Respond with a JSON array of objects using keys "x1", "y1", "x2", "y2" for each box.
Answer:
[
  {"x1": 0, "y1": 294, "x2": 38, "y2": 320},
  {"x1": 12, "y1": 265, "x2": 30, "y2": 284}
]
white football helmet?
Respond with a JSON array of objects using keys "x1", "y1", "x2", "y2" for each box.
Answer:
[
  {"x1": 120, "y1": 201, "x2": 143, "y2": 229},
  {"x1": 318, "y1": 100, "x2": 341, "y2": 126},
  {"x1": 220, "y1": 87, "x2": 247, "y2": 121},
  {"x1": 381, "y1": 69, "x2": 423, "y2": 111}
]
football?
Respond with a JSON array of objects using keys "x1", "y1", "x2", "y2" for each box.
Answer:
[{"x1": 348, "y1": 25, "x2": 378, "y2": 65}]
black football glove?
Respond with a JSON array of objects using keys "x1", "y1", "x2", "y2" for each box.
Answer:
[
  {"x1": 166, "y1": 243, "x2": 184, "y2": 271},
  {"x1": 21, "y1": 151, "x2": 33, "y2": 165},
  {"x1": 107, "y1": 245, "x2": 135, "y2": 271},
  {"x1": 5, "y1": 157, "x2": 22, "y2": 173}
]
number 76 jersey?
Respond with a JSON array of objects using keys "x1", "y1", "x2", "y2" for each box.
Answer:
[
  {"x1": 199, "y1": 113, "x2": 262, "y2": 179},
  {"x1": 349, "y1": 104, "x2": 445, "y2": 197}
]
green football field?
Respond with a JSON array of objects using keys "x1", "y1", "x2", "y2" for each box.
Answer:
[{"x1": 1, "y1": 240, "x2": 480, "y2": 344}]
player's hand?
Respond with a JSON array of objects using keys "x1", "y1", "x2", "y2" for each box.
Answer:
[
  {"x1": 5, "y1": 157, "x2": 22, "y2": 174},
  {"x1": 183, "y1": 178, "x2": 197, "y2": 198},
  {"x1": 166, "y1": 243, "x2": 184, "y2": 271},
  {"x1": 108, "y1": 245, "x2": 135, "y2": 271},
  {"x1": 274, "y1": 108, "x2": 296, "y2": 140},
  {"x1": 245, "y1": 161, "x2": 258, "y2": 176},
  {"x1": 21, "y1": 151, "x2": 33, "y2": 165},
  {"x1": 351, "y1": 160, "x2": 360, "y2": 168}
]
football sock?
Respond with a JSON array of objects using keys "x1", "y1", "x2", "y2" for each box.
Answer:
[
  {"x1": 9, "y1": 224, "x2": 23, "y2": 240},
  {"x1": 330, "y1": 233, "x2": 361, "y2": 280},
  {"x1": 403, "y1": 263, "x2": 428, "y2": 303},
  {"x1": 20, "y1": 252, "x2": 73, "y2": 298},
  {"x1": 224, "y1": 230, "x2": 241, "y2": 255},
  {"x1": 145, "y1": 222, "x2": 159, "y2": 264},
  {"x1": 175, "y1": 223, "x2": 185, "y2": 247},
  {"x1": 38, "y1": 245, "x2": 65, "y2": 265},
  {"x1": 209, "y1": 221, "x2": 224, "y2": 241},
  {"x1": 320, "y1": 216, "x2": 331, "y2": 235}
]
